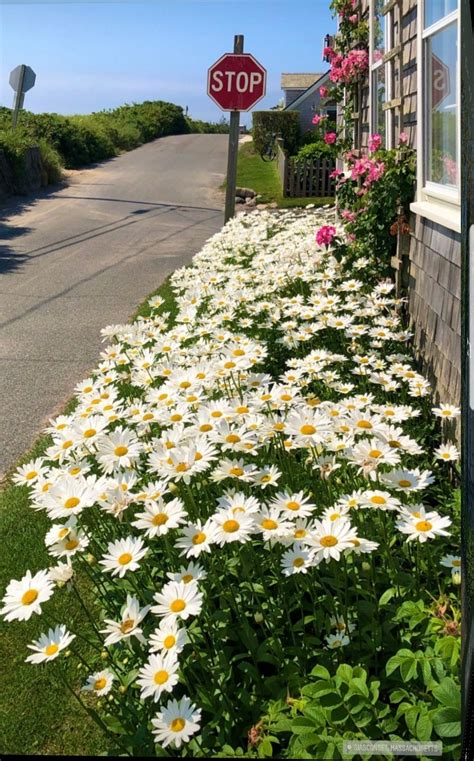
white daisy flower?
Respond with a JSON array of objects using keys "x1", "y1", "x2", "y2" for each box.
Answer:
[
  {"x1": 99, "y1": 536, "x2": 147, "y2": 577},
  {"x1": 149, "y1": 619, "x2": 188, "y2": 655},
  {"x1": 1, "y1": 569, "x2": 54, "y2": 622},
  {"x1": 432, "y1": 404, "x2": 461, "y2": 419},
  {"x1": 96, "y1": 427, "x2": 142, "y2": 473},
  {"x1": 325, "y1": 633, "x2": 350, "y2": 648},
  {"x1": 281, "y1": 543, "x2": 315, "y2": 575},
  {"x1": 304, "y1": 518, "x2": 358, "y2": 561},
  {"x1": 136, "y1": 652, "x2": 179, "y2": 702},
  {"x1": 12, "y1": 458, "x2": 49, "y2": 486},
  {"x1": 175, "y1": 520, "x2": 218, "y2": 558},
  {"x1": 210, "y1": 509, "x2": 256, "y2": 545},
  {"x1": 25, "y1": 625, "x2": 75, "y2": 664},
  {"x1": 166, "y1": 561, "x2": 207, "y2": 585},
  {"x1": 151, "y1": 580, "x2": 203, "y2": 622},
  {"x1": 381, "y1": 468, "x2": 435, "y2": 492},
  {"x1": 82, "y1": 669, "x2": 115, "y2": 696},
  {"x1": 434, "y1": 444, "x2": 460, "y2": 462},
  {"x1": 151, "y1": 695, "x2": 201, "y2": 748},
  {"x1": 100, "y1": 595, "x2": 151, "y2": 646},
  {"x1": 131, "y1": 498, "x2": 188, "y2": 538},
  {"x1": 396, "y1": 507, "x2": 451, "y2": 543},
  {"x1": 440, "y1": 554, "x2": 461, "y2": 571},
  {"x1": 269, "y1": 491, "x2": 316, "y2": 518}
]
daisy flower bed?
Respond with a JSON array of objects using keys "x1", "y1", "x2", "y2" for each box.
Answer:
[{"x1": 2, "y1": 207, "x2": 461, "y2": 758}]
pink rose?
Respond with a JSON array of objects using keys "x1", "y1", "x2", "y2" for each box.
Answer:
[
  {"x1": 349, "y1": 14, "x2": 358, "y2": 23},
  {"x1": 324, "y1": 132, "x2": 337, "y2": 145},
  {"x1": 315, "y1": 225, "x2": 337, "y2": 248},
  {"x1": 319, "y1": 85, "x2": 329, "y2": 98},
  {"x1": 398, "y1": 132, "x2": 409, "y2": 144},
  {"x1": 312, "y1": 114, "x2": 322, "y2": 125},
  {"x1": 368, "y1": 133, "x2": 382, "y2": 152}
]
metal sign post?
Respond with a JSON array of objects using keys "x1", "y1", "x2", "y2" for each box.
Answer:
[
  {"x1": 224, "y1": 35, "x2": 243, "y2": 224},
  {"x1": 9, "y1": 64, "x2": 36, "y2": 129},
  {"x1": 207, "y1": 38, "x2": 266, "y2": 224}
]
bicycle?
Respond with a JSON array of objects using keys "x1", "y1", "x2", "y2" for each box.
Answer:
[{"x1": 260, "y1": 132, "x2": 278, "y2": 162}]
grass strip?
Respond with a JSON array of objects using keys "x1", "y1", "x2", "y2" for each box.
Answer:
[
  {"x1": 0, "y1": 274, "x2": 177, "y2": 756},
  {"x1": 235, "y1": 141, "x2": 335, "y2": 209}
]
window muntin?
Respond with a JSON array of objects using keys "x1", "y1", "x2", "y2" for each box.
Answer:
[{"x1": 372, "y1": 67, "x2": 387, "y2": 141}]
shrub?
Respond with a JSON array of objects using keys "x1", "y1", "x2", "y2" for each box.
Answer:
[
  {"x1": 252, "y1": 110, "x2": 300, "y2": 156},
  {"x1": 37, "y1": 138, "x2": 63, "y2": 184}
]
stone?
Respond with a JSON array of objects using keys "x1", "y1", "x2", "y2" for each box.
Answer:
[
  {"x1": 235, "y1": 196, "x2": 245, "y2": 204},
  {"x1": 235, "y1": 187, "x2": 256, "y2": 198},
  {"x1": 245, "y1": 197, "x2": 257, "y2": 207}
]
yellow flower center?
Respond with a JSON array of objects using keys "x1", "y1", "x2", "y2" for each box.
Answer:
[
  {"x1": 170, "y1": 414, "x2": 182, "y2": 422},
  {"x1": 114, "y1": 446, "x2": 128, "y2": 457},
  {"x1": 236, "y1": 406, "x2": 249, "y2": 414},
  {"x1": 143, "y1": 413, "x2": 154, "y2": 421},
  {"x1": 232, "y1": 349, "x2": 245, "y2": 356},
  {"x1": 371, "y1": 496, "x2": 386, "y2": 505},
  {"x1": 120, "y1": 618, "x2": 135, "y2": 633},
  {"x1": 356, "y1": 420, "x2": 372, "y2": 429},
  {"x1": 84, "y1": 429, "x2": 96, "y2": 438},
  {"x1": 164, "y1": 634, "x2": 176, "y2": 649},
  {"x1": 152, "y1": 513, "x2": 168, "y2": 526},
  {"x1": 300, "y1": 425, "x2": 316, "y2": 435},
  {"x1": 170, "y1": 718, "x2": 186, "y2": 732},
  {"x1": 260, "y1": 475, "x2": 272, "y2": 483},
  {"x1": 94, "y1": 677, "x2": 107, "y2": 691},
  {"x1": 65, "y1": 539, "x2": 79, "y2": 550},
  {"x1": 211, "y1": 411, "x2": 223, "y2": 418},
  {"x1": 293, "y1": 557, "x2": 305, "y2": 568},
  {"x1": 294, "y1": 529, "x2": 307, "y2": 539},
  {"x1": 25, "y1": 470, "x2": 38, "y2": 480},
  {"x1": 330, "y1": 513, "x2": 340, "y2": 521},
  {"x1": 182, "y1": 574, "x2": 193, "y2": 583},
  {"x1": 64, "y1": 497, "x2": 80, "y2": 510},
  {"x1": 320, "y1": 535, "x2": 338, "y2": 547},
  {"x1": 415, "y1": 520, "x2": 433, "y2": 532},
  {"x1": 452, "y1": 559, "x2": 461, "y2": 567},
  {"x1": 369, "y1": 449, "x2": 382, "y2": 458},
  {"x1": 69, "y1": 467, "x2": 81, "y2": 476},
  {"x1": 388, "y1": 440, "x2": 401, "y2": 448},
  {"x1": 192, "y1": 532, "x2": 206, "y2": 545},
  {"x1": 200, "y1": 423, "x2": 213, "y2": 432},
  {"x1": 226, "y1": 434, "x2": 240, "y2": 444},
  {"x1": 222, "y1": 519, "x2": 240, "y2": 533},
  {"x1": 154, "y1": 669, "x2": 169, "y2": 686},
  {"x1": 175, "y1": 463, "x2": 189, "y2": 473},
  {"x1": 21, "y1": 589, "x2": 38, "y2": 605},
  {"x1": 230, "y1": 467, "x2": 244, "y2": 477},
  {"x1": 261, "y1": 519, "x2": 278, "y2": 530},
  {"x1": 58, "y1": 528, "x2": 69, "y2": 539},
  {"x1": 287, "y1": 501, "x2": 300, "y2": 511},
  {"x1": 45, "y1": 643, "x2": 59, "y2": 656},
  {"x1": 170, "y1": 599, "x2": 186, "y2": 613},
  {"x1": 398, "y1": 479, "x2": 412, "y2": 488},
  {"x1": 180, "y1": 381, "x2": 191, "y2": 389},
  {"x1": 281, "y1": 394, "x2": 292, "y2": 401},
  {"x1": 61, "y1": 440, "x2": 73, "y2": 450},
  {"x1": 224, "y1": 361, "x2": 236, "y2": 369},
  {"x1": 118, "y1": 552, "x2": 132, "y2": 565}
]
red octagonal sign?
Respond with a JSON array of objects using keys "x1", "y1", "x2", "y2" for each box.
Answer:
[{"x1": 208, "y1": 53, "x2": 267, "y2": 112}]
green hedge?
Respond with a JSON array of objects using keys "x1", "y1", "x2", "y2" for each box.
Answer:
[{"x1": 252, "y1": 110, "x2": 300, "y2": 156}]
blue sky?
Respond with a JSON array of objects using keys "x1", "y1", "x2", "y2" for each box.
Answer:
[{"x1": 0, "y1": 1, "x2": 335, "y2": 125}]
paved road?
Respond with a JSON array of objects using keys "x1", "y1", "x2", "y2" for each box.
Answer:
[{"x1": 0, "y1": 134, "x2": 228, "y2": 477}]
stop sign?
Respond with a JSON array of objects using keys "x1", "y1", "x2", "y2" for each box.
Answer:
[{"x1": 208, "y1": 53, "x2": 266, "y2": 111}]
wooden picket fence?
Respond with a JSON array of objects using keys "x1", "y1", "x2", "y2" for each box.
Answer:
[{"x1": 276, "y1": 139, "x2": 336, "y2": 198}]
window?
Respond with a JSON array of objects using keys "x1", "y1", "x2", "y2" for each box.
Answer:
[
  {"x1": 423, "y1": 8, "x2": 459, "y2": 193},
  {"x1": 370, "y1": 0, "x2": 393, "y2": 148},
  {"x1": 411, "y1": 0, "x2": 460, "y2": 232}
]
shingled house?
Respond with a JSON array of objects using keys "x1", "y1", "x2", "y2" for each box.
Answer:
[
  {"x1": 281, "y1": 72, "x2": 335, "y2": 133},
  {"x1": 349, "y1": 0, "x2": 460, "y2": 407}
]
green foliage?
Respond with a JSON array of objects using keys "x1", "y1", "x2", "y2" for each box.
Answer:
[
  {"x1": 252, "y1": 111, "x2": 300, "y2": 157},
  {"x1": 187, "y1": 116, "x2": 230, "y2": 134},
  {"x1": 0, "y1": 101, "x2": 225, "y2": 191},
  {"x1": 336, "y1": 143, "x2": 417, "y2": 263}
]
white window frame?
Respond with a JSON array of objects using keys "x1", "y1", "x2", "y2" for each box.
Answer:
[
  {"x1": 369, "y1": 0, "x2": 393, "y2": 148},
  {"x1": 411, "y1": 0, "x2": 460, "y2": 232}
]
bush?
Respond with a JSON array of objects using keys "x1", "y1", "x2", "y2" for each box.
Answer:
[
  {"x1": 295, "y1": 142, "x2": 335, "y2": 161},
  {"x1": 252, "y1": 110, "x2": 300, "y2": 156},
  {"x1": 37, "y1": 138, "x2": 63, "y2": 184}
]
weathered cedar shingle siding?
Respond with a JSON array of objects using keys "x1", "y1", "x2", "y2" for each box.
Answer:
[{"x1": 352, "y1": 0, "x2": 461, "y2": 408}]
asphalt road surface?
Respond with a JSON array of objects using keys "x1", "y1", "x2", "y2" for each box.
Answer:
[{"x1": 0, "y1": 133, "x2": 228, "y2": 478}]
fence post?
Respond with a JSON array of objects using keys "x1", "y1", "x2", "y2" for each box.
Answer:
[{"x1": 276, "y1": 137, "x2": 288, "y2": 197}]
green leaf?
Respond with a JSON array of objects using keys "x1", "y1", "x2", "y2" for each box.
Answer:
[
  {"x1": 336, "y1": 664, "x2": 353, "y2": 683},
  {"x1": 416, "y1": 713, "x2": 433, "y2": 741},
  {"x1": 258, "y1": 738, "x2": 273, "y2": 757},
  {"x1": 310, "y1": 665, "x2": 330, "y2": 680},
  {"x1": 432, "y1": 677, "x2": 461, "y2": 710},
  {"x1": 390, "y1": 688, "x2": 409, "y2": 704},
  {"x1": 290, "y1": 718, "x2": 320, "y2": 735},
  {"x1": 302, "y1": 680, "x2": 335, "y2": 699},
  {"x1": 432, "y1": 707, "x2": 461, "y2": 738},
  {"x1": 379, "y1": 588, "x2": 396, "y2": 606}
]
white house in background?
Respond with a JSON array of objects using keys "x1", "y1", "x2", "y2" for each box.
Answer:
[{"x1": 281, "y1": 71, "x2": 335, "y2": 134}]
